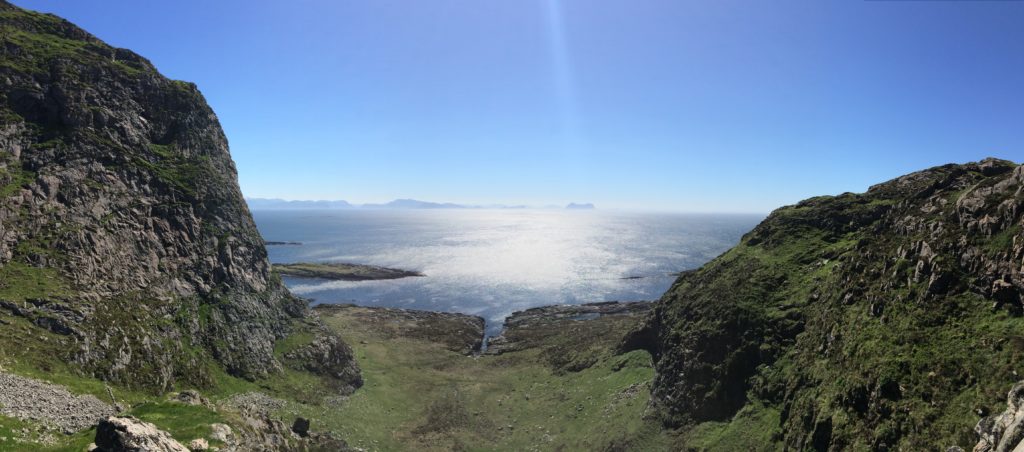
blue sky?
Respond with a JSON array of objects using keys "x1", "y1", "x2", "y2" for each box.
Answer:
[{"x1": 14, "y1": 0, "x2": 1024, "y2": 212}]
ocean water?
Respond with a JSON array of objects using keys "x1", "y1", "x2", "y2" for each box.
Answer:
[{"x1": 252, "y1": 209, "x2": 762, "y2": 336}]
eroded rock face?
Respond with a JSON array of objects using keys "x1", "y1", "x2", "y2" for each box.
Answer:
[
  {"x1": 93, "y1": 416, "x2": 188, "y2": 452},
  {"x1": 0, "y1": 2, "x2": 359, "y2": 390},
  {"x1": 283, "y1": 334, "x2": 363, "y2": 394},
  {"x1": 626, "y1": 158, "x2": 1024, "y2": 449},
  {"x1": 974, "y1": 381, "x2": 1024, "y2": 452}
]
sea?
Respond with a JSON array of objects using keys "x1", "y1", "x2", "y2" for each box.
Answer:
[{"x1": 252, "y1": 209, "x2": 763, "y2": 336}]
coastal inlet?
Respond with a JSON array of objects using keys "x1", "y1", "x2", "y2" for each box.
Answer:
[{"x1": 254, "y1": 209, "x2": 761, "y2": 336}]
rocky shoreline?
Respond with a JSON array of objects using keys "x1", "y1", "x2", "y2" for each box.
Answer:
[
  {"x1": 273, "y1": 263, "x2": 424, "y2": 281},
  {"x1": 313, "y1": 304, "x2": 485, "y2": 354},
  {"x1": 485, "y1": 301, "x2": 653, "y2": 355},
  {"x1": 311, "y1": 301, "x2": 654, "y2": 357}
]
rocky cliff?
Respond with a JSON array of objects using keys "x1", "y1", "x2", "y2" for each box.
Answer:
[
  {"x1": 624, "y1": 158, "x2": 1024, "y2": 450},
  {"x1": 0, "y1": 1, "x2": 359, "y2": 392}
]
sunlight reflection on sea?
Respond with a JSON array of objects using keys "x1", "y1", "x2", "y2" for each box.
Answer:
[{"x1": 253, "y1": 209, "x2": 762, "y2": 335}]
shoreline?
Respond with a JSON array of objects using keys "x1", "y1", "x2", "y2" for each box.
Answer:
[
  {"x1": 311, "y1": 300, "x2": 654, "y2": 355},
  {"x1": 273, "y1": 262, "x2": 424, "y2": 281}
]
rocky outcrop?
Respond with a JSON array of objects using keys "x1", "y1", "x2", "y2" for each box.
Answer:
[
  {"x1": 481, "y1": 301, "x2": 653, "y2": 374},
  {"x1": 214, "y1": 401, "x2": 352, "y2": 452},
  {"x1": 283, "y1": 333, "x2": 363, "y2": 393},
  {"x1": 313, "y1": 304, "x2": 486, "y2": 354},
  {"x1": 974, "y1": 381, "x2": 1024, "y2": 452},
  {"x1": 0, "y1": 1, "x2": 359, "y2": 391},
  {"x1": 93, "y1": 416, "x2": 188, "y2": 452},
  {"x1": 487, "y1": 301, "x2": 652, "y2": 355},
  {"x1": 625, "y1": 158, "x2": 1024, "y2": 449}
]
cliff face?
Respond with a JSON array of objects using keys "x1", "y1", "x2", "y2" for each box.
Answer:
[
  {"x1": 0, "y1": 2, "x2": 358, "y2": 391},
  {"x1": 625, "y1": 158, "x2": 1024, "y2": 450}
]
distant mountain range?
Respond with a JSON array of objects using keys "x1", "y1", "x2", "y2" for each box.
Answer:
[
  {"x1": 362, "y1": 199, "x2": 468, "y2": 209},
  {"x1": 246, "y1": 198, "x2": 594, "y2": 210},
  {"x1": 245, "y1": 198, "x2": 354, "y2": 210}
]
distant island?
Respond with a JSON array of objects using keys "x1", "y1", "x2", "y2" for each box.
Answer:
[
  {"x1": 566, "y1": 202, "x2": 596, "y2": 210},
  {"x1": 273, "y1": 262, "x2": 424, "y2": 281},
  {"x1": 248, "y1": 197, "x2": 583, "y2": 210},
  {"x1": 362, "y1": 199, "x2": 467, "y2": 209}
]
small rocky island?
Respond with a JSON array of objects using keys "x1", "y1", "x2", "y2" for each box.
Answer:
[{"x1": 273, "y1": 263, "x2": 424, "y2": 281}]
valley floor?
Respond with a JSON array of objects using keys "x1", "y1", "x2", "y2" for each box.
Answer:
[
  {"x1": 295, "y1": 304, "x2": 668, "y2": 451},
  {"x1": 0, "y1": 302, "x2": 673, "y2": 451}
]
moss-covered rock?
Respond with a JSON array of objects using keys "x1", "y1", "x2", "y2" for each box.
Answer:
[{"x1": 626, "y1": 158, "x2": 1024, "y2": 450}]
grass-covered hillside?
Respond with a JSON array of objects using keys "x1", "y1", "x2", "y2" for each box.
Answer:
[{"x1": 626, "y1": 158, "x2": 1024, "y2": 450}]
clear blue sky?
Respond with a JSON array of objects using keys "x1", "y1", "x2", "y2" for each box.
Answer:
[{"x1": 13, "y1": 0, "x2": 1024, "y2": 212}]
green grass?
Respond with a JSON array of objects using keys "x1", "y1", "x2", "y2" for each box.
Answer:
[
  {"x1": 129, "y1": 153, "x2": 215, "y2": 199},
  {"x1": 273, "y1": 325, "x2": 315, "y2": 357},
  {"x1": 686, "y1": 403, "x2": 782, "y2": 452},
  {"x1": 286, "y1": 308, "x2": 671, "y2": 451},
  {"x1": 0, "y1": 166, "x2": 35, "y2": 198},
  {"x1": 0, "y1": 414, "x2": 94, "y2": 452},
  {"x1": 0, "y1": 8, "x2": 146, "y2": 77},
  {"x1": 129, "y1": 402, "x2": 225, "y2": 446},
  {"x1": 0, "y1": 261, "x2": 69, "y2": 301},
  {"x1": 982, "y1": 224, "x2": 1020, "y2": 256}
]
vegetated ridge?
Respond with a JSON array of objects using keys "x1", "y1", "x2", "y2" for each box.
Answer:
[{"x1": 624, "y1": 157, "x2": 1024, "y2": 450}]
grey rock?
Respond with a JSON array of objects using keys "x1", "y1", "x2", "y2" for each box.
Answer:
[
  {"x1": 283, "y1": 334, "x2": 362, "y2": 393},
  {"x1": 0, "y1": 371, "x2": 115, "y2": 434},
  {"x1": 171, "y1": 390, "x2": 209, "y2": 407},
  {"x1": 974, "y1": 381, "x2": 1024, "y2": 452},
  {"x1": 93, "y1": 416, "x2": 189, "y2": 452},
  {"x1": 187, "y1": 438, "x2": 209, "y2": 451}
]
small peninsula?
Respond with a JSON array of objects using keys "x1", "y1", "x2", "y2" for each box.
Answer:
[{"x1": 273, "y1": 263, "x2": 424, "y2": 281}]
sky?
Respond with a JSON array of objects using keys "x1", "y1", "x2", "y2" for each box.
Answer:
[{"x1": 12, "y1": 0, "x2": 1024, "y2": 212}]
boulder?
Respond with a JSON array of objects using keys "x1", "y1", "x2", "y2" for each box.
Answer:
[
  {"x1": 172, "y1": 390, "x2": 209, "y2": 407},
  {"x1": 93, "y1": 416, "x2": 189, "y2": 452},
  {"x1": 291, "y1": 417, "x2": 310, "y2": 437},
  {"x1": 188, "y1": 438, "x2": 209, "y2": 451},
  {"x1": 210, "y1": 423, "x2": 235, "y2": 444}
]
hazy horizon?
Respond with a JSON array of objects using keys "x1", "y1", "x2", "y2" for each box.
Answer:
[
  {"x1": 15, "y1": 0, "x2": 1024, "y2": 211},
  {"x1": 244, "y1": 196, "x2": 772, "y2": 214}
]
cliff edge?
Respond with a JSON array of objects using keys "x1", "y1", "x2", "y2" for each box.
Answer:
[{"x1": 0, "y1": 1, "x2": 359, "y2": 392}]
